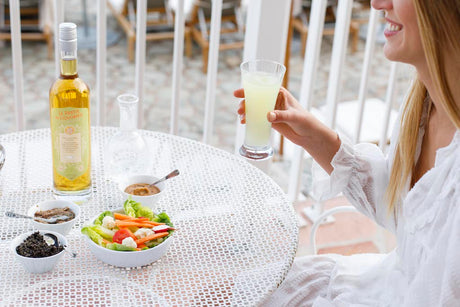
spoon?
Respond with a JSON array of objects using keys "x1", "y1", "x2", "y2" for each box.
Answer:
[
  {"x1": 149, "y1": 169, "x2": 180, "y2": 188},
  {"x1": 43, "y1": 233, "x2": 77, "y2": 258},
  {"x1": 5, "y1": 211, "x2": 70, "y2": 224}
]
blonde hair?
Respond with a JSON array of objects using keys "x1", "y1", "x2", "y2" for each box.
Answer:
[{"x1": 386, "y1": 0, "x2": 460, "y2": 213}]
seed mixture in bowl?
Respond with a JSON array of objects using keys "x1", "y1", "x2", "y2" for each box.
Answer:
[{"x1": 16, "y1": 231, "x2": 64, "y2": 258}]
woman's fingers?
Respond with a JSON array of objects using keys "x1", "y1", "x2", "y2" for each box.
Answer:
[
  {"x1": 234, "y1": 88, "x2": 245, "y2": 98},
  {"x1": 237, "y1": 99, "x2": 245, "y2": 115},
  {"x1": 267, "y1": 111, "x2": 276, "y2": 122},
  {"x1": 274, "y1": 90, "x2": 286, "y2": 111},
  {"x1": 267, "y1": 110, "x2": 295, "y2": 123},
  {"x1": 240, "y1": 114, "x2": 246, "y2": 124},
  {"x1": 237, "y1": 99, "x2": 246, "y2": 124},
  {"x1": 236, "y1": 91, "x2": 245, "y2": 123}
]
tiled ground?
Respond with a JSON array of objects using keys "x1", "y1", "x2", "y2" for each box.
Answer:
[
  {"x1": 295, "y1": 196, "x2": 396, "y2": 257},
  {"x1": 0, "y1": 1, "x2": 404, "y2": 257}
]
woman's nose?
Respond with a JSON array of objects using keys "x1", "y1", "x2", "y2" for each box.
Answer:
[{"x1": 371, "y1": 0, "x2": 393, "y2": 11}]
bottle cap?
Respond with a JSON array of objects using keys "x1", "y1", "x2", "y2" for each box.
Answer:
[{"x1": 59, "y1": 23, "x2": 77, "y2": 53}]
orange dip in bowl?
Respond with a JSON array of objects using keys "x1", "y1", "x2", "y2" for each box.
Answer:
[{"x1": 124, "y1": 183, "x2": 160, "y2": 196}]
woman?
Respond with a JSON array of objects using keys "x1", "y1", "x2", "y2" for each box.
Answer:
[{"x1": 235, "y1": 0, "x2": 459, "y2": 305}]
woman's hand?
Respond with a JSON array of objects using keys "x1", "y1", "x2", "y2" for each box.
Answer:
[
  {"x1": 235, "y1": 87, "x2": 313, "y2": 147},
  {"x1": 234, "y1": 87, "x2": 341, "y2": 174}
]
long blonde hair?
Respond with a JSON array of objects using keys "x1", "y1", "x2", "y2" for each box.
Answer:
[{"x1": 386, "y1": 0, "x2": 460, "y2": 213}]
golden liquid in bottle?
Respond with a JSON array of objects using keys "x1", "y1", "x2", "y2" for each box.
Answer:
[{"x1": 49, "y1": 58, "x2": 91, "y2": 194}]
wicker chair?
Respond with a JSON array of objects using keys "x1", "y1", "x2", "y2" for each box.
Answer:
[
  {"x1": 107, "y1": 0, "x2": 192, "y2": 62},
  {"x1": 292, "y1": 0, "x2": 360, "y2": 55},
  {"x1": 187, "y1": 0, "x2": 243, "y2": 73},
  {"x1": 0, "y1": 0, "x2": 53, "y2": 59}
]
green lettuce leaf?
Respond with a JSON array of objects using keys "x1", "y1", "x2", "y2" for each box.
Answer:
[
  {"x1": 91, "y1": 225, "x2": 115, "y2": 240},
  {"x1": 94, "y1": 211, "x2": 113, "y2": 225},
  {"x1": 136, "y1": 206, "x2": 154, "y2": 220},
  {"x1": 106, "y1": 243, "x2": 137, "y2": 251},
  {"x1": 153, "y1": 212, "x2": 172, "y2": 226},
  {"x1": 123, "y1": 198, "x2": 155, "y2": 220},
  {"x1": 82, "y1": 227, "x2": 106, "y2": 247},
  {"x1": 123, "y1": 199, "x2": 137, "y2": 217}
]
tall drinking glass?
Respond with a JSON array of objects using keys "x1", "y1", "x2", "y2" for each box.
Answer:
[{"x1": 239, "y1": 59, "x2": 286, "y2": 160}]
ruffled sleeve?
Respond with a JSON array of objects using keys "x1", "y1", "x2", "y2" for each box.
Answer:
[
  {"x1": 311, "y1": 136, "x2": 396, "y2": 232},
  {"x1": 311, "y1": 101, "x2": 408, "y2": 232}
]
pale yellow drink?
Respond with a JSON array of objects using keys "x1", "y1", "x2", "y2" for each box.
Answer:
[{"x1": 242, "y1": 71, "x2": 282, "y2": 147}]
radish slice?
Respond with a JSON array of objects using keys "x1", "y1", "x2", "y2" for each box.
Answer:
[{"x1": 152, "y1": 225, "x2": 170, "y2": 233}]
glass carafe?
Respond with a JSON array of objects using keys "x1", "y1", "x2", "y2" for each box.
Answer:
[{"x1": 105, "y1": 94, "x2": 151, "y2": 182}]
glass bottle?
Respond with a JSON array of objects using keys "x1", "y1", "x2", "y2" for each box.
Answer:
[
  {"x1": 49, "y1": 23, "x2": 91, "y2": 200},
  {"x1": 105, "y1": 94, "x2": 151, "y2": 182}
]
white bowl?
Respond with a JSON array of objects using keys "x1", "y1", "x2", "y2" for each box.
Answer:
[
  {"x1": 27, "y1": 200, "x2": 80, "y2": 236},
  {"x1": 119, "y1": 175, "x2": 165, "y2": 208},
  {"x1": 83, "y1": 209, "x2": 173, "y2": 268},
  {"x1": 10, "y1": 230, "x2": 68, "y2": 273}
]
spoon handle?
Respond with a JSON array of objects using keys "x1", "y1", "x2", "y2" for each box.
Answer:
[
  {"x1": 150, "y1": 169, "x2": 180, "y2": 186},
  {"x1": 164, "y1": 169, "x2": 180, "y2": 180},
  {"x1": 64, "y1": 246, "x2": 78, "y2": 258},
  {"x1": 5, "y1": 211, "x2": 32, "y2": 220}
]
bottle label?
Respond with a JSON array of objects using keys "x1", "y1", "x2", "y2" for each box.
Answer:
[{"x1": 51, "y1": 107, "x2": 90, "y2": 180}]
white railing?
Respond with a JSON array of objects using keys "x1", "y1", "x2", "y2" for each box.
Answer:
[
  {"x1": 53, "y1": 0, "x2": 64, "y2": 77},
  {"x1": 8, "y1": 0, "x2": 24, "y2": 131},
  {"x1": 202, "y1": 0, "x2": 223, "y2": 144},
  {"x1": 170, "y1": 0, "x2": 185, "y2": 135},
  {"x1": 134, "y1": 0, "x2": 147, "y2": 128}
]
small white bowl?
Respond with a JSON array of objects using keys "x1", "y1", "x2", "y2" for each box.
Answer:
[
  {"x1": 27, "y1": 200, "x2": 80, "y2": 236},
  {"x1": 83, "y1": 208, "x2": 173, "y2": 267},
  {"x1": 119, "y1": 175, "x2": 165, "y2": 208},
  {"x1": 10, "y1": 230, "x2": 68, "y2": 273}
]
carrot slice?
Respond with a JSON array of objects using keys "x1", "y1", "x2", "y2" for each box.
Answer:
[
  {"x1": 119, "y1": 217, "x2": 150, "y2": 223},
  {"x1": 142, "y1": 221, "x2": 166, "y2": 226},
  {"x1": 115, "y1": 221, "x2": 156, "y2": 228},
  {"x1": 135, "y1": 232, "x2": 169, "y2": 245},
  {"x1": 114, "y1": 213, "x2": 151, "y2": 223},
  {"x1": 113, "y1": 213, "x2": 132, "y2": 220},
  {"x1": 132, "y1": 217, "x2": 149, "y2": 221}
]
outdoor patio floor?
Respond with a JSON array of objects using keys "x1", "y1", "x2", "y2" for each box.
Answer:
[{"x1": 295, "y1": 196, "x2": 396, "y2": 257}]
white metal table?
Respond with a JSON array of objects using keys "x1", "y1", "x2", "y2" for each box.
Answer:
[{"x1": 0, "y1": 127, "x2": 298, "y2": 306}]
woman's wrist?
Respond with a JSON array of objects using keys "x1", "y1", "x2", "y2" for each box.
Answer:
[
  {"x1": 301, "y1": 114, "x2": 341, "y2": 174},
  {"x1": 299, "y1": 112, "x2": 335, "y2": 145}
]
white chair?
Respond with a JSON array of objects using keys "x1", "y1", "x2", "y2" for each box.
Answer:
[{"x1": 310, "y1": 205, "x2": 357, "y2": 254}]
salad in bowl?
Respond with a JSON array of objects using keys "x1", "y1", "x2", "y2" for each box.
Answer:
[{"x1": 81, "y1": 199, "x2": 174, "y2": 267}]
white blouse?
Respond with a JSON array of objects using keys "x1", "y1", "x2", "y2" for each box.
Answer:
[{"x1": 263, "y1": 109, "x2": 460, "y2": 306}]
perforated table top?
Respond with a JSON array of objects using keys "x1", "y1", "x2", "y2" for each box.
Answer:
[{"x1": 0, "y1": 127, "x2": 298, "y2": 306}]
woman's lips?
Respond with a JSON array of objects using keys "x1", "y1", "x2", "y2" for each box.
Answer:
[{"x1": 384, "y1": 18, "x2": 403, "y2": 37}]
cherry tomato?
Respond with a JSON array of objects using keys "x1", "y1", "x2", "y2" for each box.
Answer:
[{"x1": 113, "y1": 229, "x2": 137, "y2": 244}]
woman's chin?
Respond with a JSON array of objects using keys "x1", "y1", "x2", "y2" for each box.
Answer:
[
  {"x1": 383, "y1": 44, "x2": 399, "y2": 62},
  {"x1": 382, "y1": 43, "x2": 418, "y2": 66}
]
